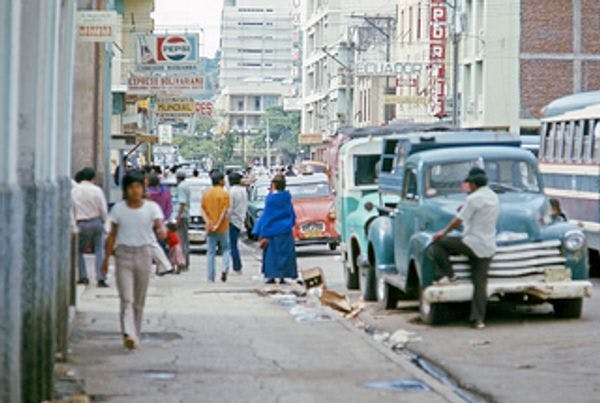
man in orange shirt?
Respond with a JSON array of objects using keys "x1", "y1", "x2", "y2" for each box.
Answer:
[{"x1": 201, "y1": 171, "x2": 231, "y2": 282}]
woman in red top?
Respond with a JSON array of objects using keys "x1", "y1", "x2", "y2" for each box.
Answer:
[{"x1": 166, "y1": 222, "x2": 186, "y2": 273}]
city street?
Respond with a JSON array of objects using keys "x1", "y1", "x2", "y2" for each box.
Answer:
[{"x1": 58, "y1": 242, "x2": 599, "y2": 403}]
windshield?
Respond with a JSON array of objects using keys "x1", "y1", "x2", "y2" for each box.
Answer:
[
  {"x1": 425, "y1": 159, "x2": 541, "y2": 197},
  {"x1": 255, "y1": 182, "x2": 331, "y2": 200}
]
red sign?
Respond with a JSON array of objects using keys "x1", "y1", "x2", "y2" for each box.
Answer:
[
  {"x1": 195, "y1": 101, "x2": 213, "y2": 116},
  {"x1": 428, "y1": 1, "x2": 448, "y2": 117}
]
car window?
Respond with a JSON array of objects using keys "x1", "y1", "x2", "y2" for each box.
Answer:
[
  {"x1": 402, "y1": 169, "x2": 418, "y2": 201},
  {"x1": 353, "y1": 155, "x2": 380, "y2": 186},
  {"x1": 288, "y1": 182, "x2": 330, "y2": 198},
  {"x1": 254, "y1": 184, "x2": 270, "y2": 200}
]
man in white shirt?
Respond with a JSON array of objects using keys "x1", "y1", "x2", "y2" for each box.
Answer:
[
  {"x1": 228, "y1": 172, "x2": 248, "y2": 273},
  {"x1": 430, "y1": 167, "x2": 500, "y2": 329},
  {"x1": 72, "y1": 167, "x2": 109, "y2": 287}
]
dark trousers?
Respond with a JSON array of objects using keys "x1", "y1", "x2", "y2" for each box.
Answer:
[
  {"x1": 229, "y1": 224, "x2": 242, "y2": 272},
  {"x1": 430, "y1": 236, "x2": 490, "y2": 322},
  {"x1": 77, "y1": 218, "x2": 106, "y2": 281},
  {"x1": 177, "y1": 219, "x2": 190, "y2": 269}
]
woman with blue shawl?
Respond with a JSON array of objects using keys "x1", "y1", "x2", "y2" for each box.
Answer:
[{"x1": 253, "y1": 174, "x2": 298, "y2": 284}]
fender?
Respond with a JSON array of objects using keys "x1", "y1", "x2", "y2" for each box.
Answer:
[
  {"x1": 540, "y1": 222, "x2": 589, "y2": 280},
  {"x1": 366, "y1": 216, "x2": 396, "y2": 272},
  {"x1": 408, "y1": 231, "x2": 436, "y2": 288}
]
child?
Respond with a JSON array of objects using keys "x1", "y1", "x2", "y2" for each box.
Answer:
[
  {"x1": 166, "y1": 222, "x2": 186, "y2": 273},
  {"x1": 549, "y1": 198, "x2": 567, "y2": 223},
  {"x1": 102, "y1": 170, "x2": 166, "y2": 350}
]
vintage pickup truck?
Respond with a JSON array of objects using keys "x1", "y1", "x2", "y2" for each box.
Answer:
[{"x1": 363, "y1": 131, "x2": 592, "y2": 324}]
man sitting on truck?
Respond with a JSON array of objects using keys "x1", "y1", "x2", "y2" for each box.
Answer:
[{"x1": 430, "y1": 167, "x2": 500, "y2": 330}]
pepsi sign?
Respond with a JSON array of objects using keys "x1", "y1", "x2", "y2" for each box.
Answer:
[{"x1": 136, "y1": 34, "x2": 199, "y2": 69}]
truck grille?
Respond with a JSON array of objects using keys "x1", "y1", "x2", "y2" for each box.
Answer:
[{"x1": 450, "y1": 240, "x2": 565, "y2": 281}]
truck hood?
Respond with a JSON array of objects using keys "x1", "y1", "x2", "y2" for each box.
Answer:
[{"x1": 427, "y1": 192, "x2": 547, "y2": 239}]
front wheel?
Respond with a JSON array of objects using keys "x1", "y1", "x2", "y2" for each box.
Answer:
[
  {"x1": 552, "y1": 298, "x2": 583, "y2": 318},
  {"x1": 419, "y1": 286, "x2": 451, "y2": 325}
]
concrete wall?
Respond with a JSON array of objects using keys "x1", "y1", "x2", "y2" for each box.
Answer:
[{"x1": 0, "y1": 1, "x2": 76, "y2": 402}]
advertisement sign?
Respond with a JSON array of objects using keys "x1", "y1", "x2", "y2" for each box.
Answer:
[
  {"x1": 127, "y1": 75, "x2": 205, "y2": 94},
  {"x1": 136, "y1": 34, "x2": 199, "y2": 71},
  {"x1": 77, "y1": 11, "x2": 117, "y2": 42},
  {"x1": 158, "y1": 124, "x2": 173, "y2": 144},
  {"x1": 355, "y1": 62, "x2": 425, "y2": 76},
  {"x1": 299, "y1": 133, "x2": 323, "y2": 145},
  {"x1": 429, "y1": 0, "x2": 448, "y2": 117},
  {"x1": 195, "y1": 101, "x2": 213, "y2": 116},
  {"x1": 156, "y1": 101, "x2": 196, "y2": 114}
]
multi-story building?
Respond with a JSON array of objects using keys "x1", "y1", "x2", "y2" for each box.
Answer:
[
  {"x1": 300, "y1": 0, "x2": 396, "y2": 158},
  {"x1": 459, "y1": 0, "x2": 600, "y2": 132},
  {"x1": 217, "y1": 0, "x2": 293, "y2": 132}
]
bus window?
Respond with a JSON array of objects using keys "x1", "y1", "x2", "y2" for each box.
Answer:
[
  {"x1": 593, "y1": 121, "x2": 600, "y2": 163},
  {"x1": 539, "y1": 122, "x2": 548, "y2": 158},
  {"x1": 582, "y1": 119, "x2": 596, "y2": 163},
  {"x1": 573, "y1": 119, "x2": 584, "y2": 163},
  {"x1": 564, "y1": 121, "x2": 574, "y2": 162},
  {"x1": 555, "y1": 122, "x2": 565, "y2": 162},
  {"x1": 545, "y1": 123, "x2": 556, "y2": 161}
]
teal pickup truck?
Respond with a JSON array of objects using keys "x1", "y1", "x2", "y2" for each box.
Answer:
[{"x1": 362, "y1": 131, "x2": 592, "y2": 324}]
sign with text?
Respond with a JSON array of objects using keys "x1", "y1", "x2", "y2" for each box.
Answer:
[
  {"x1": 429, "y1": 0, "x2": 448, "y2": 117},
  {"x1": 135, "y1": 34, "x2": 199, "y2": 71},
  {"x1": 77, "y1": 11, "x2": 117, "y2": 42},
  {"x1": 195, "y1": 101, "x2": 213, "y2": 116},
  {"x1": 299, "y1": 133, "x2": 324, "y2": 145},
  {"x1": 127, "y1": 75, "x2": 204, "y2": 94},
  {"x1": 158, "y1": 124, "x2": 173, "y2": 144},
  {"x1": 156, "y1": 101, "x2": 196, "y2": 114},
  {"x1": 356, "y1": 61, "x2": 425, "y2": 76}
]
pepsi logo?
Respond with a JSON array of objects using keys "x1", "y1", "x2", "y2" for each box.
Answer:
[{"x1": 161, "y1": 36, "x2": 191, "y2": 62}]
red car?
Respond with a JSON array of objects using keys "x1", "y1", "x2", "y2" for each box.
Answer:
[{"x1": 287, "y1": 174, "x2": 340, "y2": 250}]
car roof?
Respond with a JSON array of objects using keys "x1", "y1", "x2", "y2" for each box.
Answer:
[{"x1": 407, "y1": 145, "x2": 538, "y2": 166}]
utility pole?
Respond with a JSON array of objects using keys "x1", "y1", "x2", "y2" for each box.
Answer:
[
  {"x1": 266, "y1": 118, "x2": 271, "y2": 170},
  {"x1": 451, "y1": 0, "x2": 459, "y2": 127}
]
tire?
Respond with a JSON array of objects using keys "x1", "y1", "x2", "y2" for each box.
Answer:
[
  {"x1": 552, "y1": 298, "x2": 583, "y2": 318},
  {"x1": 328, "y1": 242, "x2": 338, "y2": 251},
  {"x1": 419, "y1": 286, "x2": 451, "y2": 325},
  {"x1": 362, "y1": 264, "x2": 377, "y2": 302},
  {"x1": 344, "y1": 253, "x2": 359, "y2": 290},
  {"x1": 382, "y1": 281, "x2": 400, "y2": 310}
]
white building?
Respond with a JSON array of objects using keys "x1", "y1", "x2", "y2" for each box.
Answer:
[
  {"x1": 300, "y1": 0, "x2": 397, "y2": 157},
  {"x1": 218, "y1": 0, "x2": 294, "y2": 131}
]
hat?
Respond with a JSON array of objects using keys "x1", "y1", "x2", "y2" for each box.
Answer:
[{"x1": 464, "y1": 167, "x2": 488, "y2": 186}]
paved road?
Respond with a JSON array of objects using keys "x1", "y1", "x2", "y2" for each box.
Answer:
[
  {"x1": 60, "y1": 243, "x2": 466, "y2": 403},
  {"x1": 295, "y1": 245, "x2": 600, "y2": 403}
]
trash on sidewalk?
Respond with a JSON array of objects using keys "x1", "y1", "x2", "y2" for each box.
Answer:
[
  {"x1": 388, "y1": 329, "x2": 421, "y2": 349},
  {"x1": 469, "y1": 339, "x2": 492, "y2": 347},
  {"x1": 319, "y1": 289, "x2": 352, "y2": 313},
  {"x1": 372, "y1": 331, "x2": 391, "y2": 343},
  {"x1": 301, "y1": 267, "x2": 326, "y2": 290}
]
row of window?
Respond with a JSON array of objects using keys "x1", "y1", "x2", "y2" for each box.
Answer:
[
  {"x1": 238, "y1": 8, "x2": 273, "y2": 13},
  {"x1": 238, "y1": 21, "x2": 274, "y2": 26},
  {"x1": 237, "y1": 49, "x2": 275, "y2": 54},
  {"x1": 238, "y1": 62, "x2": 275, "y2": 68},
  {"x1": 540, "y1": 119, "x2": 600, "y2": 164}
]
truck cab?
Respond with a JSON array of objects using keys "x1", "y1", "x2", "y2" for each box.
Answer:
[{"x1": 365, "y1": 132, "x2": 592, "y2": 324}]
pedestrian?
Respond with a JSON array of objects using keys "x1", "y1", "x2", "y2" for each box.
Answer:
[
  {"x1": 201, "y1": 171, "x2": 231, "y2": 282},
  {"x1": 252, "y1": 174, "x2": 298, "y2": 284},
  {"x1": 429, "y1": 167, "x2": 499, "y2": 330},
  {"x1": 166, "y1": 222, "x2": 186, "y2": 273},
  {"x1": 175, "y1": 171, "x2": 191, "y2": 270},
  {"x1": 147, "y1": 174, "x2": 173, "y2": 275},
  {"x1": 285, "y1": 164, "x2": 296, "y2": 177},
  {"x1": 549, "y1": 198, "x2": 567, "y2": 223},
  {"x1": 102, "y1": 170, "x2": 166, "y2": 350},
  {"x1": 228, "y1": 172, "x2": 248, "y2": 274},
  {"x1": 72, "y1": 167, "x2": 109, "y2": 287}
]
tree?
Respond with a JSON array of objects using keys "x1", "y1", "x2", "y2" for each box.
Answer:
[{"x1": 251, "y1": 106, "x2": 301, "y2": 162}]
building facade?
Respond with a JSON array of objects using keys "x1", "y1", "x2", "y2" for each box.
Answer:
[
  {"x1": 1, "y1": 1, "x2": 77, "y2": 402},
  {"x1": 217, "y1": 0, "x2": 294, "y2": 132},
  {"x1": 300, "y1": 0, "x2": 397, "y2": 159},
  {"x1": 459, "y1": 0, "x2": 600, "y2": 133}
]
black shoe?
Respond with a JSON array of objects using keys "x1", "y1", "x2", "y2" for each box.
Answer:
[
  {"x1": 77, "y1": 278, "x2": 89, "y2": 285},
  {"x1": 221, "y1": 271, "x2": 228, "y2": 282},
  {"x1": 265, "y1": 278, "x2": 276, "y2": 284},
  {"x1": 278, "y1": 278, "x2": 287, "y2": 284},
  {"x1": 97, "y1": 280, "x2": 109, "y2": 288}
]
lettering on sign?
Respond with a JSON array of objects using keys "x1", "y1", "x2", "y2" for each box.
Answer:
[
  {"x1": 77, "y1": 11, "x2": 117, "y2": 42},
  {"x1": 157, "y1": 102, "x2": 195, "y2": 114},
  {"x1": 195, "y1": 101, "x2": 213, "y2": 116},
  {"x1": 299, "y1": 133, "x2": 323, "y2": 145},
  {"x1": 356, "y1": 62, "x2": 425, "y2": 76},
  {"x1": 127, "y1": 75, "x2": 205, "y2": 94},
  {"x1": 428, "y1": 0, "x2": 448, "y2": 117},
  {"x1": 135, "y1": 34, "x2": 199, "y2": 70}
]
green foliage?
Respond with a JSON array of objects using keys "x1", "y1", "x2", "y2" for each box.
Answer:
[{"x1": 251, "y1": 106, "x2": 301, "y2": 159}]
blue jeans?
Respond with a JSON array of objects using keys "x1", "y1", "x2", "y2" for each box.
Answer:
[
  {"x1": 229, "y1": 224, "x2": 242, "y2": 272},
  {"x1": 207, "y1": 232, "x2": 230, "y2": 281},
  {"x1": 77, "y1": 218, "x2": 106, "y2": 281}
]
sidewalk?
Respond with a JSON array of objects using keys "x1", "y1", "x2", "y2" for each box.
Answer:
[{"x1": 57, "y1": 246, "x2": 455, "y2": 403}]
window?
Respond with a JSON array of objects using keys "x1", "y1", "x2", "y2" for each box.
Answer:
[
  {"x1": 403, "y1": 169, "x2": 418, "y2": 201},
  {"x1": 236, "y1": 118, "x2": 243, "y2": 128},
  {"x1": 239, "y1": 8, "x2": 264, "y2": 12},
  {"x1": 237, "y1": 100, "x2": 244, "y2": 110},
  {"x1": 264, "y1": 95, "x2": 279, "y2": 108},
  {"x1": 416, "y1": 3, "x2": 421, "y2": 41},
  {"x1": 408, "y1": 7, "x2": 413, "y2": 43},
  {"x1": 238, "y1": 62, "x2": 261, "y2": 67},
  {"x1": 354, "y1": 155, "x2": 381, "y2": 186},
  {"x1": 238, "y1": 22, "x2": 263, "y2": 26},
  {"x1": 384, "y1": 104, "x2": 396, "y2": 123},
  {"x1": 254, "y1": 96, "x2": 261, "y2": 111},
  {"x1": 238, "y1": 49, "x2": 262, "y2": 54},
  {"x1": 593, "y1": 120, "x2": 600, "y2": 162},
  {"x1": 400, "y1": 10, "x2": 405, "y2": 44},
  {"x1": 287, "y1": 182, "x2": 331, "y2": 198}
]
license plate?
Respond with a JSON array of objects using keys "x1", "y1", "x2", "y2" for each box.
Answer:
[
  {"x1": 304, "y1": 229, "x2": 323, "y2": 239},
  {"x1": 544, "y1": 267, "x2": 571, "y2": 282},
  {"x1": 190, "y1": 233, "x2": 206, "y2": 242}
]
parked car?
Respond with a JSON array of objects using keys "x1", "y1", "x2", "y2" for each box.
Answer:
[
  {"x1": 186, "y1": 175, "x2": 212, "y2": 250},
  {"x1": 363, "y1": 131, "x2": 592, "y2": 324},
  {"x1": 246, "y1": 174, "x2": 340, "y2": 249}
]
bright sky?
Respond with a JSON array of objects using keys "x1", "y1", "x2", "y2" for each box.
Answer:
[{"x1": 152, "y1": 0, "x2": 223, "y2": 58}]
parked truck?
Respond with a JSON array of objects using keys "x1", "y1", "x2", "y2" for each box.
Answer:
[{"x1": 361, "y1": 131, "x2": 592, "y2": 324}]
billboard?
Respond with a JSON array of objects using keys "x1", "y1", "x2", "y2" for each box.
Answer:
[
  {"x1": 136, "y1": 34, "x2": 199, "y2": 71},
  {"x1": 127, "y1": 75, "x2": 205, "y2": 94},
  {"x1": 156, "y1": 101, "x2": 196, "y2": 114},
  {"x1": 76, "y1": 11, "x2": 117, "y2": 42}
]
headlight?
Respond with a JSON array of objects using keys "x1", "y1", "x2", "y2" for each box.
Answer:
[{"x1": 564, "y1": 230, "x2": 585, "y2": 251}]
